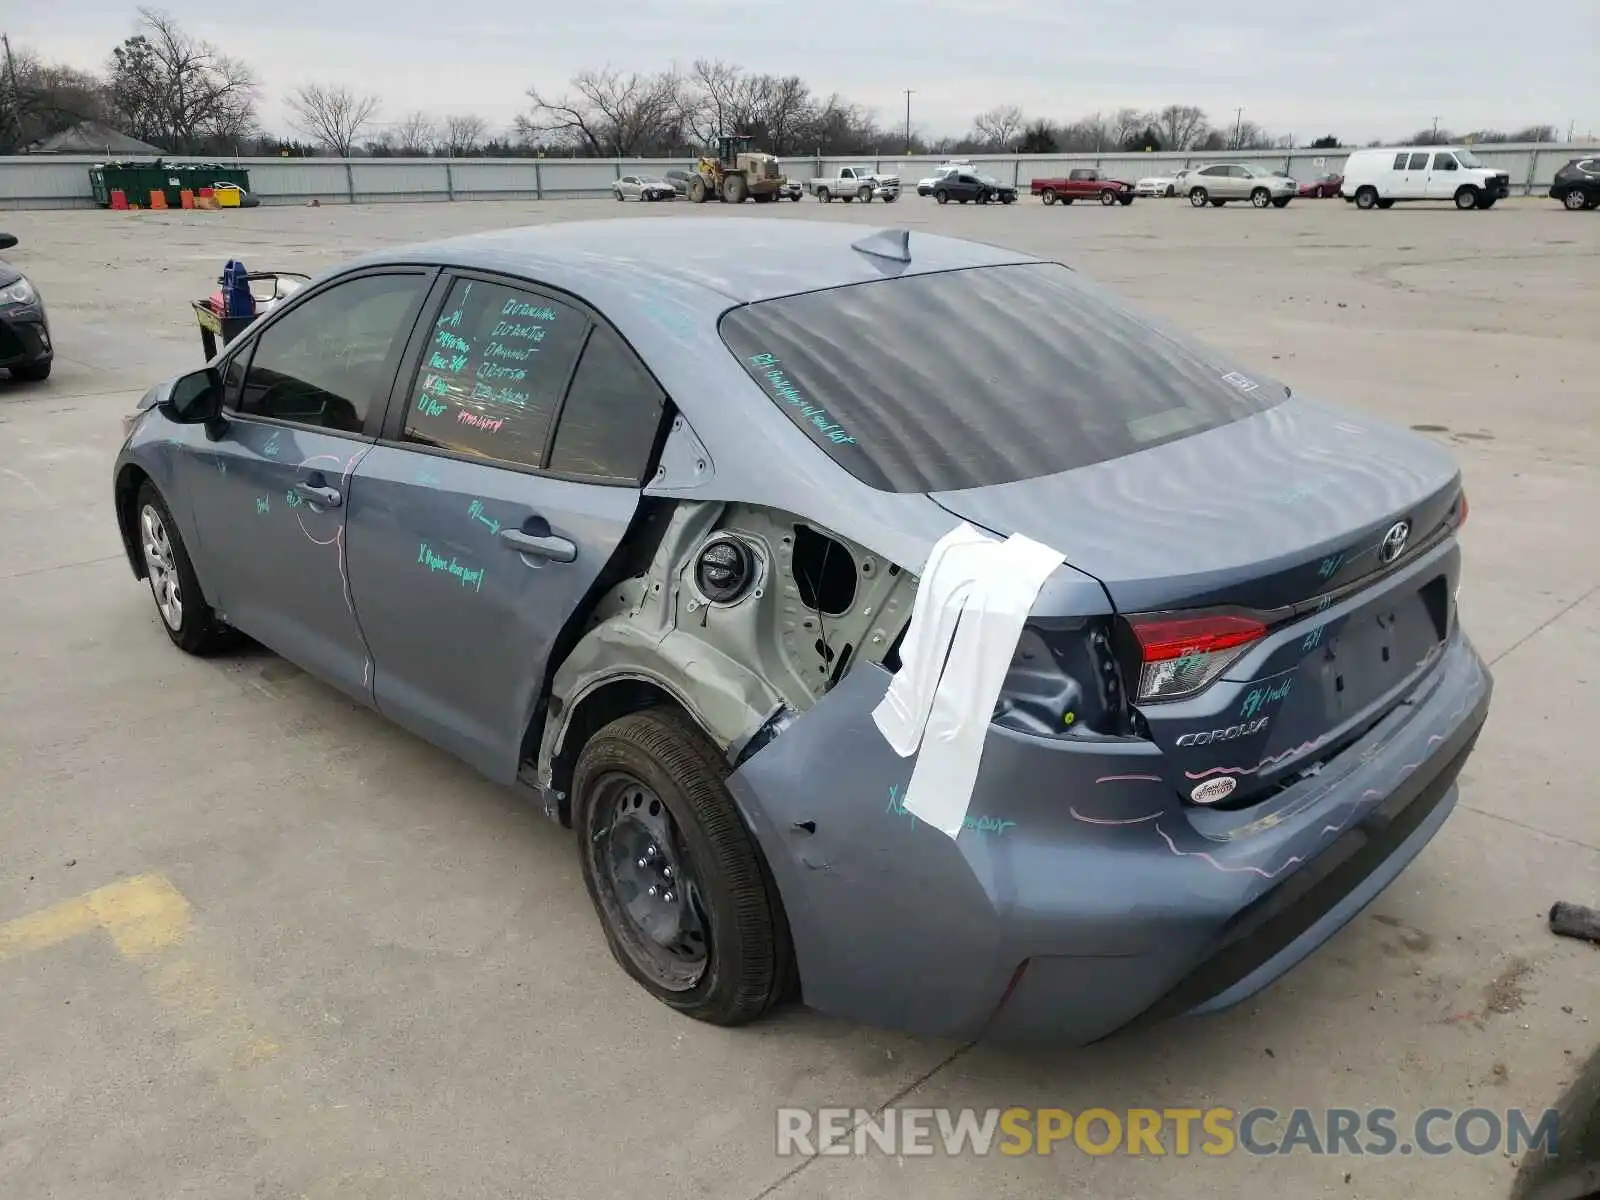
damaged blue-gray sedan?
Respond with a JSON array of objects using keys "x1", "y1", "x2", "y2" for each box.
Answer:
[{"x1": 111, "y1": 218, "x2": 1492, "y2": 1042}]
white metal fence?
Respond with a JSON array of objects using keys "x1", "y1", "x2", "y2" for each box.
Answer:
[{"x1": 2, "y1": 144, "x2": 1593, "y2": 210}]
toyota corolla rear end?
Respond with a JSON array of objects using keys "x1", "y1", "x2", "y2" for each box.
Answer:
[{"x1": 719, "y1": 258, "x2": 1492, "y2": 1043}]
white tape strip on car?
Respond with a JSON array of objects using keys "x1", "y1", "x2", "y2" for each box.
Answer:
[
  {"x1": 872, "y1": 524, "x2": 1065, "y2": 839},
  {"x1": 872, "y1": 522, "x2": 998, "y2": 756}
]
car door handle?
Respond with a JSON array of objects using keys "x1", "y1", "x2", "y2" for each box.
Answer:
[
  {"x1": 294, "y1": 481, "x2": 342, "y2": 507},
  {"x1": 500, "y1": 528, "x2": 576, "y2": 563}
]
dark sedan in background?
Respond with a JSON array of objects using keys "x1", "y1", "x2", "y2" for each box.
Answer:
[
  {"x1": 0, "y1": 232, "x2": 52, "y2": 382},
  {"x1": 930, "y1": 170, "x2": 1018, "y2": 204},
  {"x1": 1550, "y1": 157, "x2": 1600, "y2": 210}
]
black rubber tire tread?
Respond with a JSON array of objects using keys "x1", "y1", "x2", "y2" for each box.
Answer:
[
  {"x1": 134, "y1": 480, "x2": 240, "y2": 655},
  {"x1": 573, "y1": 706, "x2": 795, "y2": 1025}
]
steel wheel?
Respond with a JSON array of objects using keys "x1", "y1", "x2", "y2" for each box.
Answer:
[
  {"x1": 140, "y1": 503, "x2": 183, "y2": 630},
  {"x1": 588, "y1": 773, "x2": 711, "y2": 991}
]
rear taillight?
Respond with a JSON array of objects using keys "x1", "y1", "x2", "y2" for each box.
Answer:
[{"x1": 1127, "y1": 612, "x2": 1267, "y2": 703}]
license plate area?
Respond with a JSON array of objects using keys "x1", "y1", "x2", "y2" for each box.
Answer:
[{"x1": 1317, "y1": 577, "x2": 1447, "y2": 719}]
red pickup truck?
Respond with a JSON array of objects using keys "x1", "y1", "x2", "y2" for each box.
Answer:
[{"x1": 1029, "y1": 168, "x2": 1136, "y2": 206}]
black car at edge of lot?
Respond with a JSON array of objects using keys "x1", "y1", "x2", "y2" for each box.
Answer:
[
  {"x1": 0, "y1": 232, "x2": 53, "y2": 382},
  {"x1": 1550, "y1": 157, "x2": 1600, "y2": 210}
]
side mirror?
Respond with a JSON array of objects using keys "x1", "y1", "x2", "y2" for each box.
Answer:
[
  {"x1": 161, "y1": 366, "x2": 224, "y2": 424},
  {"x1": 0, "y1": 233, "x2": 17, "y2": 251}
]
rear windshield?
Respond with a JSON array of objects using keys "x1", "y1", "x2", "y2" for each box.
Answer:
[{"x1": 718, "y1": 262, "x2": 1286, "y2": 493}]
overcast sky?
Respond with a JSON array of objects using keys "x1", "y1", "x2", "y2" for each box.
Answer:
[{"x1": 13, "y1": 1, "x2": 1600, "y2": 144}]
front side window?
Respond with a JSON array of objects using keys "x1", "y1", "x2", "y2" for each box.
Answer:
[
  {"x1": 720, "y1": 263, "x2": 1285, "y2": 494},
  {"x1": 237, "y1": 272, "x2": 426, "y2": 433},
  {"x1": 400, "y1": 277, "x2": 588, "y2": 469}
]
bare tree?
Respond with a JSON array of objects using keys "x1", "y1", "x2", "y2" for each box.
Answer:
[
  {"x1": 287, "y1": 82, "x2": 379, "y2": 156},
  {"x1": 441, "y1": 113, "x2": 487, "y2": 156},
  {"x1": 1057, "y1": 112, "x2": 1114, "y2": 153},
  {"x1": 1155, "y1": 104, "x2": 1208, "y2": 151},
  {"x1": 105, "y1": 8, "x2": 258, "y2": 152},
  {"x1": 0, "y1": 45, "x2": 110, "y2": 153},
  {"x1": 971, "y1": 104, "x2": 1025, "y2": 150},
  {"x1": 1112, "y1": 107, "x2": 1153, "y2": 146},
  {"x1": 388, "y1": 110, "x2": 436, "y2": 155},
  {"x1": 1230, "y1": 119, "x2": 1274, "y2": 150},
  {"x1": 519, "y1": 67, "x2": 685, "y2": 157}
]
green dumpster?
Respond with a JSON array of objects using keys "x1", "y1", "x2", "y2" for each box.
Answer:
[{"x1": 91, "y1": 160, "x2": 169, "y2": 207}]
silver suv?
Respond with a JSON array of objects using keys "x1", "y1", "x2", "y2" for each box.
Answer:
[{"x1": 1186, "y1": 163, "x2": 1297, "y2": 208}]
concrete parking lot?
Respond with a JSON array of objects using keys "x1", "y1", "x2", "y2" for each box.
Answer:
[{"x1": 1, "y1": 193, "x2": 1596, "y2": 1199}]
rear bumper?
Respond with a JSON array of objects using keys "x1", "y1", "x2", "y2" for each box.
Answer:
[{"x1": 730, "y1": 624, "x2": 1491, "y2": 1044}]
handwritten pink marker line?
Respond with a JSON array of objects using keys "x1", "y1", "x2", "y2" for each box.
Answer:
[{"x1": 1070, "y1": 807, "x2": 1162, "y2": 826}]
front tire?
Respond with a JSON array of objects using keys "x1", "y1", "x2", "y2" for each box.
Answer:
[
  {"x1": 134, "y1": 481, "x2": 238, "y2": 655},
  {"x1": 1250, "y1": 187, "x2": 1271, "y2": 208},
  {"x1": 574, "y1": 708, "x2": 793, "y2": 1027},
  {"x1": 858, "y1": 186, "x2": 873, "y2": 203},
  {"x1": 934, "y1": 189, "x2": 948, "y2": 204},
  {"x1": 1099, "y1": 189, "x2": 1118, "y2": 206},
  {"x1": 1454, "y1": 185, "x2": 1480, "y2": 210},
  {"x1": 1189, "y1": 187, "x2": 1209, "y2": 207},
  {"x1": 11, "y1": 360, "x2": 50, "y2": 381},
  {"x1": 1272, "y1": 196, "x2": 1291, "y2": 208}
]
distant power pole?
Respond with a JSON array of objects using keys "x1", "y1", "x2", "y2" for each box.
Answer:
[
  {"x1": 1232, "y1": 107, "x2": 1243, "y2": 150},
  {"x1": 2, "y1": 34, "x2": 26, "y2": 150},
  {"x1": 903, "y1": 90, "x2": 914, "y2": 155},
  {"x1": 1431, "y1": 115, "x2": 1441, "y2": 140}
]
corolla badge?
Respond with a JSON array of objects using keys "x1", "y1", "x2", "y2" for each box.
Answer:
[
  {"x1": 1190, "y1": 777, "x2": 1238, "y2": 805},
  {"x1": 1379, "y1": 520, "x2": 1411, "y2": 564},
  {"x1": 1175, "y1": 716, "x2": 1269, "y2": 747}
]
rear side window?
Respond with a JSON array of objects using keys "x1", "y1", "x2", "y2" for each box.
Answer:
[
  {"x1": 718, "y1": 262, "x2": 1286, "y2": 494},
  {"x1": 547, "y1": 325, "x2": 667, "y2": 482},
  {"x1": 1393, "y1": 153, "x2": 1409, "y2": 169},
  {"x1": 401, "y1": 278, "x2": 588, "y2": 469},
  {"x1": 1407, "y1": 153, "x2": 1429, "y2": 170}
]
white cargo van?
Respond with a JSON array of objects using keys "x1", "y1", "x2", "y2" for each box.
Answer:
[{"x1": 1341, "y1": 146, "x2": 1512, "y2": 211}]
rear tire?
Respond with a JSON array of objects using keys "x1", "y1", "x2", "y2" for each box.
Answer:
[
  {"x1": 724, "y1": 173, "x2": 748, "y2": 204},
  {"x1": 817, "y1": 187, "x2": 831, "y2": 203},
  {"x1": 1561, "y1": 188, "x2": 1588, "y2": 210},
  {"x1": 573, "y1": 707, "x2": 794, "y2": 1027},
  {"x1": 1041, "y1": 189, "x2": 1056, "y2": 205},
  {"x1": 1165, "y1": 184, "x2": 1176, "y2": 198},
  {"x1": 134, "y1": 481, "x2": 239, "y2": 655},
  {"x1": 1189, "y1": 187, "x2": 1208, "y2": 207},
  {"x1": 1355, "y1": 186, "x2": 1379, "y2": 210}
]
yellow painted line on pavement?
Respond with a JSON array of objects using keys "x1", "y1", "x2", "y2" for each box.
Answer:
[
  {"x1": 0, "y1": 873, "x2": 191, "y2": 962},
  {"x1": 0, "y1": 873, "x2": 281, "y2": 1071}
]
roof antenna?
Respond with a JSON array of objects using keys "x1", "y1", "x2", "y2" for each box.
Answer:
[{"x1": 850, "y1": 228, "x2": 911, "y2": 263}]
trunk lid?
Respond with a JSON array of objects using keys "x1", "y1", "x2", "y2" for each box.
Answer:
[{"x1": 931, "y1": 398, "x2": 1465, "y2": 803}]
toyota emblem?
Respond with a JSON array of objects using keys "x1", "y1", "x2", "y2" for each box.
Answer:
[{"x1": 1379, "y1": 520, "x2": 1411, "y2": 564}]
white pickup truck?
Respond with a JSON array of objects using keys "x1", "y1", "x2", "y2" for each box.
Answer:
[{"x1": 805, "y1": 165, "x2": 900, "y2": 203}]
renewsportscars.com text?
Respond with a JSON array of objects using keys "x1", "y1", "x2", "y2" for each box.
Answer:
[{"x1": 775, "y1": 1106, "x2": 1561, "y2": 1158}]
